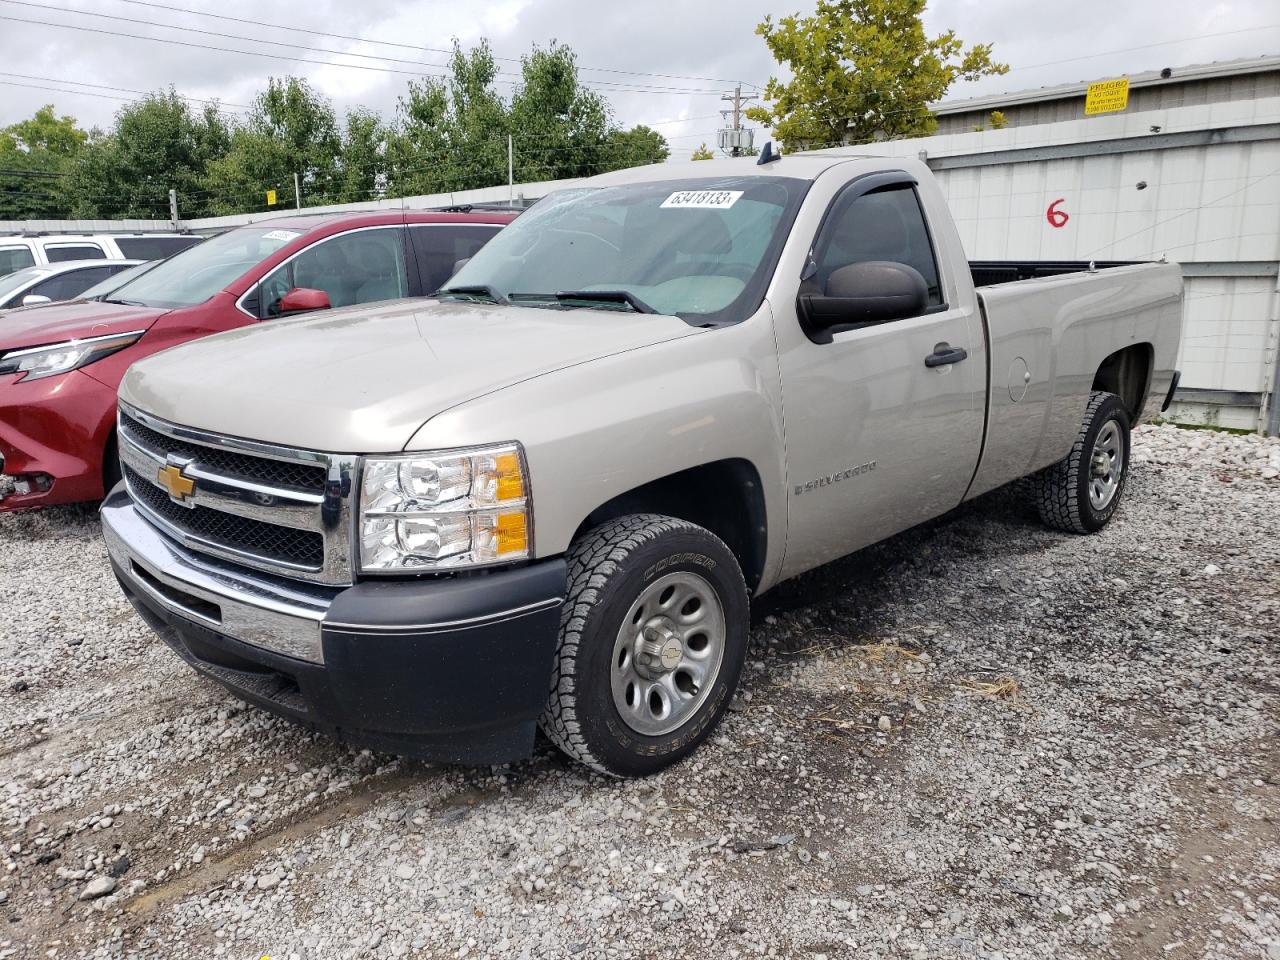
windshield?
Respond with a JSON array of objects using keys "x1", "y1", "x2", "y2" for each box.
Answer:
[
  {"x1": 106, "y1": 226, "x2": 303, "y2": 308},
  {"x1": 79, "y1": 261, "x2": 155, "y2": 300},
  {"x1": 444, "y1": 176, "x2": 810, "y2": 324},
  {"x1": 0, "y1": 266, "x2": 51, "y2": 300}
]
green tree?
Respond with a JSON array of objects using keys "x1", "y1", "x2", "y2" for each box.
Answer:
[
  {"x1": 390, "y1": 38, "x2": 664, "y2": 197},
  {"x1": 0, "y1": 105, "x2": 88, "y2": 220},
  {"x1": 508, "y1": 42, "x2": 612, "y2": 181},
  {"x1": 602, "y1": 124, "x2": 670, "y2": 171},
  {"x1": 336, "y1": 108, "x2": 388, "y2": 203},
  {"x1": 747, "y1": 0, "x2": 1008, "y2": 150},
  {"x1": 389, "y1": 40, "x2": 510, "y2": 195},
  {"x1": 200, "y1": 77, "x2": 342, "y2": 214},
  {"x1": 691, "y1": 143, "x2": 715, "y2": 160},
  {"x1": 62, "y1": 92, "x2": 231, "y2": 219}
]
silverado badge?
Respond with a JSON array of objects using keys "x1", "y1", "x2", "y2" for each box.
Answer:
[{"x1": 157, "y1": 463, "x2": 196, "y2": 504}]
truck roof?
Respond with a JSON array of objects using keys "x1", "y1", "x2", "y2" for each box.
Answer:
[{"x1": 582, "y1": 153, "x2": 879, "y2": 187}]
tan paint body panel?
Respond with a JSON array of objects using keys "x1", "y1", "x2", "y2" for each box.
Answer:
[{"x1": 119, "y1": 297, "x2": 701, "y2": 453}]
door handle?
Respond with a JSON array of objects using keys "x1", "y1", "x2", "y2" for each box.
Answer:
[{"x1": 925, "y1": 346, "x2": 968, "y2": 368}]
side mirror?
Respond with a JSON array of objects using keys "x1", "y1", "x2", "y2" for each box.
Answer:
[
  {"x1": 21, "y1": 294, "x2": 52, "y2": 307},
  {"x1": 279, "y1": 287, "x2": 331, "y2": 314},
  {"x1": 798, "y1": 261, "x2": 928, "y2": 342}
]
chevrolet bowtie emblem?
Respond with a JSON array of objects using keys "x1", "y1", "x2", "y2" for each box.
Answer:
[{"x1": 157, "y1": 464, "x2": 196, "y2": 503}]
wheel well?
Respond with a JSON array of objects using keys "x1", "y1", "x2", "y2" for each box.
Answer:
[
  {"x1": 573, "y1": 459, "x2": 768, "y2": 593},
  {"x1": 1092, "y1": 344, "x2": 1153, "y2": 422}
]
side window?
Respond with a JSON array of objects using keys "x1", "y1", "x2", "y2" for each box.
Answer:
[
  {"x1": 32, "y1": 267, "x2": 114, "y2": 302},
  {"x1": 0, "y1": 246, "x2": 36, "y2": 277},
  {"x1": 410, "y1": 224, "x2": 502, "y2": 294},
  {"x1": 257, "y1": 229, "x2": 408, "y2": 318},
  {"x1": 44, "y1": 243, "x2": 106, "y2": 262},
  {"x1": 115, "y1": 236, "x2": 203, "y2": 259},
  {"x1": 810, "y1": 185, "x2": 943, "y2": 308}
]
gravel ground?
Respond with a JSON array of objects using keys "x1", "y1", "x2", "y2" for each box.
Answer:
[{"x1": 1, "y1": 423, "x2": 1277, "y2": 960}]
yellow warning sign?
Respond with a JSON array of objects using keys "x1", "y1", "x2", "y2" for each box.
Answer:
[
  {"x1": 266, "y1": 189, "x2": 278, "y2": 206},
  {"x1": 1085, "y1": 78, "x2": 1129, "y2": 116}
]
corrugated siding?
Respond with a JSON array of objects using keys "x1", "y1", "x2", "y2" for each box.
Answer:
[{"x1": 936, "y1": 70, "x2": 1280, "y2": 134}]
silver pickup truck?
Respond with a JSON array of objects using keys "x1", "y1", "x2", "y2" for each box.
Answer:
[{"x1": 101, "y1": 155, "x2": 1183, "y2": 776}]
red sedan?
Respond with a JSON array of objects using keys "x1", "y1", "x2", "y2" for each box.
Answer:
[{"x1": 0, "y1": 209, "x2": 514, "y2": 510}]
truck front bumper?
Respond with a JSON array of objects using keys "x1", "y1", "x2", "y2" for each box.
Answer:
[{"x1": 101, "y1": 487, "x2": 567, "y2": 764}]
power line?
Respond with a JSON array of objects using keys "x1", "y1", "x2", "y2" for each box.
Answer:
[
  {"x1": 0, "y1": 71, "x2": 248, "y2": 110},
  {"x1": 1002, "y1": 23, "x2": 1280, "y2": 73},
  {"x1": 102, "y1": 0, "x2": 760, "y2": 89},
  {"x1": 0, "y1": 7, "x2": 738, "y2": 97}
]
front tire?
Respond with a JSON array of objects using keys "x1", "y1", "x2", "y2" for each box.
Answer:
[
  {"x1": 1031, "y1": 390, "x2": 1131, "y2": 533},
  {"x1": 539, "y1": 514, "x2": 749, "y2": 777}
]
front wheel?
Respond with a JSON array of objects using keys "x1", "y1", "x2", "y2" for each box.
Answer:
[
  {"x1": 539, "y1": 514, "x2": 749, "y2": 777},
  {"x1": 1031, "y1": 390, "x2": 1131, "y2": 533}
]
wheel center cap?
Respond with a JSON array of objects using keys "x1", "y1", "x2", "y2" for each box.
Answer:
[
  {"x1": 634, "y1": 618, "x2": 683, "y2": 679},
  {"x1": 1091, "y1": 451, "x2": 1110, "y2": 478}
]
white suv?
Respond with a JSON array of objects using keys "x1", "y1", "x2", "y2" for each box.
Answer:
[{"x1": 0, "y1": 233, "x2": 203, "y2": 278}]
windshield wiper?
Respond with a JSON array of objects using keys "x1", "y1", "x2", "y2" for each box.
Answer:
[
  {"x1": 509, "y1": 290, "x2": 657, "y2": 314},
  {"x1": 103, "y1": 298, "x2": 147, "y2": 306},
  {"x1": 435, "y1": 284, "x2": 508, "y2": 305}
]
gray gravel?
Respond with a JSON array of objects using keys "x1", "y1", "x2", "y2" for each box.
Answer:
[{"x1": 1, "y1": 423, "x2": 1277, "y2": 960}]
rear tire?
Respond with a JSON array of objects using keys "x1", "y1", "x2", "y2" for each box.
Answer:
[
  {"x1": 1031, "y1": 390, "x2": 1131, "y2": 533},
  {"x1": 539, "y1": 514, "x2": 749, "y2": 777}
]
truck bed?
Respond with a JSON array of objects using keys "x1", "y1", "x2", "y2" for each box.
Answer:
[
  {"x1": 970, "y1": 260, "x2": 1139, "y2": 288},
  {"x1": 964, "y1": 260, "x2": 1184, "y2": 501}
]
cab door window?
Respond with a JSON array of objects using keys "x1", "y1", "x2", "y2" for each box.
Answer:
[
  {"x1": 257, "y1": 228, "x2": 408, "y2": 318},
  {"x1": 0, "y1": 246, "x2": 36, "y2": 278},
  {"x1": 44, "y1": 243, "x2": 106, "y2": 262},
  {"x1": 809, "y1": 184, "x2": 944, "y2": 309}
]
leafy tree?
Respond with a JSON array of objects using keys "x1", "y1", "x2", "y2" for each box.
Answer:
[
  {"x1": 508, "y1": 42, "x2": 612, "y2": 181},
  {"x1": 390, "y1": 39, "x2": 665, "y2": 197},
  {"x1": 746, "y1": 0, "x2": 1008, "y2": 149},
  {"x1": 62, "y1": 92, "x2": 231, "y2": 219},
  {"x1": 691, "y1": 143, "x2": 715, "y2": 160},
  {"x1": 336, "y1": 108, "x2": 388, "y2": 203},
  {"x1": 389, "y1": 40, "x2": 510, "y2": 195},
  {"x1": 0, "y1": 105, "x2": 87, "y2": 220},
  {"x1": 200, "y1": 77, "x2": 342, "y2": 214},
  {"x1": 602, "y1": 125, "x2": 669, "y2": 171}
]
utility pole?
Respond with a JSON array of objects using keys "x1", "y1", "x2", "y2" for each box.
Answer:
[
  {"x1": 507, "y1": 135, "x2": 514, "y2": 204},
  {"x1": 718, "y1": 86, "x2": 757, "y2": 157},
  {"x1": 168, "y1": 189, "x2": 178, "y2": 229},
  {"x1": 293, "y1": 172, "x2": 302, "y2": 210}
]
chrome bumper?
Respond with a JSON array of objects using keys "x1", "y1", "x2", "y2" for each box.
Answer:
[{"x1": 101, "y1": 488, "x2": 337, "y2": 663}]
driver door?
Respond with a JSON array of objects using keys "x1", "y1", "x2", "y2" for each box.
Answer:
[{"x1": 776, "y1": 175, "x2": 986, "y2": 580}]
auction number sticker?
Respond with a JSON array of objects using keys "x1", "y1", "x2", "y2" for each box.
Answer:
[
  {"x1": 262, "y1": 229, "x2": 302, "y2": 242},
  {"x1": 661, "y1": 190, "x2": 743, "y2": 209}
]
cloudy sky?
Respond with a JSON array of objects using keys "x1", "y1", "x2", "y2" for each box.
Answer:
[{"x1": 0, "y1": 0, "x2": 1277, "y2": 159}]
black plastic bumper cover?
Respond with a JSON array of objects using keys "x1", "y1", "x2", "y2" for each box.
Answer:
[{"x1": 115, "y1": 559, "x2": 567, "y2": 764}]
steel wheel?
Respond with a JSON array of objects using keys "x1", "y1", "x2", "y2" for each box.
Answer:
[
  {"x1": 1088, "y1": 418, "x2": 1123, "y2": 510},
  {"x1": 609, "y1": 571, "x2": 726, "y2": 737}
]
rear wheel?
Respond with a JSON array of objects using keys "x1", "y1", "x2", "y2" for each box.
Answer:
[
  {"x1": 1031, "y1": 390, "x2": 1131, "y2": 533},
  {"x1": 539, "y1": 514, "x2": 749, "y2": 777}
]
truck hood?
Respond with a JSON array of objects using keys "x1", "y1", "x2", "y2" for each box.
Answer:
[
  {"x1": 0, "y1": 300, "x2": 168, "y2": 353},
  {"x1": 120, "y1": 297, "x2": 704, "y2": 452}
]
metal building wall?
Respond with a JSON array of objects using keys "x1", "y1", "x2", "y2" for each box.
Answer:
[
  {"x1": 934, "y1": 61, "x2": 1280, "y2": 134},
  {"x1": 823, "y1": 96, "x2": 1280, "y2": 432}
]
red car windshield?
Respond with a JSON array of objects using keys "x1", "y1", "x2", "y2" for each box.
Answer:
[{"x1": 105, "y1": 226, "x2": 303, "y2": 309}]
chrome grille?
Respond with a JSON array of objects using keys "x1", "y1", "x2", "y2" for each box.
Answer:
[
  {"x1": 117, "y1": 401, "x2": 357, "y2": 585},
  {"x1": 121, "y1": 415, "x2": 326, "y2": 492},
  {"x1": 124, "y1": 465, "x2": 324, "y2": 567}
]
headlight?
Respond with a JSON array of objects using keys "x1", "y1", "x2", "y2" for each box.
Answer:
[
  {"x1": 359, "y1": 443, "x2": 531, "y2": 571},
  {"x1": 0, "y1": 330, "x2": 146, "y2": 382}
]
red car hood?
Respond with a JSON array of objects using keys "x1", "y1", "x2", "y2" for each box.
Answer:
[{"x1": 0, "y1": 301, "x2": 168, "y2": 353}]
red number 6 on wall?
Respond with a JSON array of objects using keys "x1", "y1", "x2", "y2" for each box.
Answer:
[{"x1": 1046, "y1": 199, "x2": 1069, "y2": 228}]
